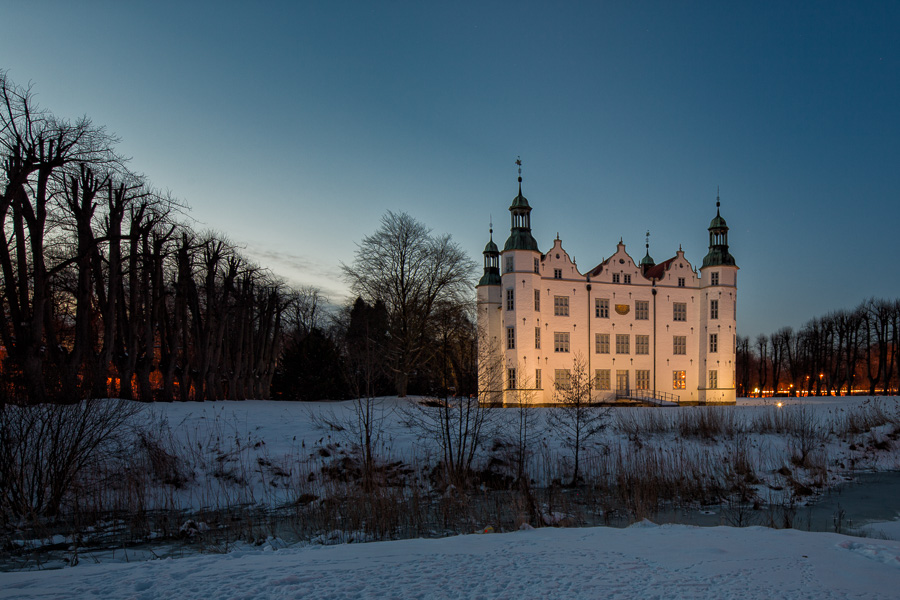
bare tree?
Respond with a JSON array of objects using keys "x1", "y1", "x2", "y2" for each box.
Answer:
[
  {"x1": 342, "y1": 211, "x2": 475, "y2": 396},
  {"x1": 547, "y1": 354, "x2": 610, "y2": 486}
]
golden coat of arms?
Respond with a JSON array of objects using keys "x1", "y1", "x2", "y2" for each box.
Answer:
[{"x1": 615, "y1": 304, "x2": 630, "y2": 315}]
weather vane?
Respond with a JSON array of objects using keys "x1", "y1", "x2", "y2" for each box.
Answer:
[{"x1": 516, "y1": 156, "x2": 522, "y2": 179}]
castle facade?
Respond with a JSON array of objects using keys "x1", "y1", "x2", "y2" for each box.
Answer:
[{"x1": 476, "y1": 173, "x2": 738, "y2": 405}]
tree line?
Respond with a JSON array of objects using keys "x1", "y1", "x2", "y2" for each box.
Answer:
[
  {"x1": 736, "y1": 298, "x2": 900, "y2": 397},
  {"x1": 1, "y1": 72, "x2": 477, "y2": 405},
  {"x1": 1, "y1": 72, "x2": 290, "y2": 404}
]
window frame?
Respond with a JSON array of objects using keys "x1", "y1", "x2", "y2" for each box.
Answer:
[{"x1": 554, "y1": 295, "x2": 570, "y2": 316}]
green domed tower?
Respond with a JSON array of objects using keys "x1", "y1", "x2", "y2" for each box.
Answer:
[
  {"x1": 702, "y1": 199, "x2": 736, "y2": 268},
  {"x1": 503, "y1": 174, "x2": 540, "y2": 252},
  {"x1": 478, "y1": 229, "x2": 501, "y2": 287}
]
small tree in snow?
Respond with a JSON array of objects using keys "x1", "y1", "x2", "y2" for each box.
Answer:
[{"x1": 547, "y1": 354, "x2": 610, "y2": 486}]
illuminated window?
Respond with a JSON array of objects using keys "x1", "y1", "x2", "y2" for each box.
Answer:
[
  {"x1": 616, "y1": 334, "x2": 630, "y2": 354},
  {"x1": 709, "y1": 370, "x2": 718, "y2": 389},
  {"x1": 673, "y1": 302, "x2": 686, "y2": 321},
  {"x1": 596, "y1": 298, "x2": 609, "y2": 318},
  {"x1": 673, "y1": 370, "x2": 686, "y2": 389},
  {"x1": 554, "y1": 332, "x2": 570, "y2": 353},
  {"x1": 673, "y1": 336, "x2": 686, "y2": 355},
  {"x1": 636, "y1": 370, "x2": 650, "y2": 390}
]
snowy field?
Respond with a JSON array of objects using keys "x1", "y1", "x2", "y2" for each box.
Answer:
[
  {"x1": 3, "y1": 395, "x2": 900, "y2": 597},
  {"x1": 2, "y1": 522, "x2": 900, "y2": 599}
]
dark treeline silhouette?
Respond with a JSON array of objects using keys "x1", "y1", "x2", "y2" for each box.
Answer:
[
  {"x1": 736, "y1": 298, "x2": 900, "y2": 397},
  {"x1": 1, "y1": 72, "x2": 290, "y2": 404}
]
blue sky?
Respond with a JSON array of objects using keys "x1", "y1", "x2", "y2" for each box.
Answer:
[{"x1": 2, "y1": 1, "x2": 898, "y2": 338}]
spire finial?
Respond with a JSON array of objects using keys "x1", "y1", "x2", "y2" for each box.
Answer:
[
  {"x1": 515, "y1": 156, "x2": 523, "y2": 194},
  {"x1": 716, "y1": 186, "x2": 721, "y2": 213},
  {"x1": 645, "y1": 230, "x2": 650, "y2": 251},
  {"x1": 489, "y1": 215, "x2": 493, "y2": 241}
]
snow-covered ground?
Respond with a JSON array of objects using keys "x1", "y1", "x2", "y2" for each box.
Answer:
[
  {"x1": 2, "y1": 522, "x2": 899, "y2": 599},
  {"x1": 3, "y1": 395, "x2": 900, "y2": 597}
]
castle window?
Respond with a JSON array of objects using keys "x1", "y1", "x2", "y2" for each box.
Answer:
[
  {"x1": 505, "y1": 257, "x2": 514, "y2": 273},
  {"x1": 673, "y1": 370, "x2": 686, "y2": 389},
  {"x1": 594, "y1": 369, "x2": 611, "y2": 391},
  {"x1": 673, "y1": 302, "x2": 686, "y2": 321},
  {"x1": 673, "y1": 336, "x2": 686, "y2": 355},
  {"x1": 636, "y1": 370, "x2": 650, "y2": 390},
  {"x1": 534, "y1": 289, "x2": 540, "y2": 311},
  {"x1": 534, "y1": 258, "x2": 540, "y2": 273},
  {"x1": 612, "y1": 273, "x2": 620, "y2": 283},
  {"x1": 535, "y1": 369, "x2": 542, "y2": 389},
  {"x1": 554, "y1": 369, "x2": 571, "y2": 390},
  {"x1": 635, "y1": 300, "x2": 649, "y2": 320},
  {"x1": 535, "y1": 327, "x2": 541, "y2": 349},
  {"x1": 710, "y1": 299, "x2": 718, "y2": 319},
  {"x1": 711, "y1": 272, "x2": 719, "y2": 286},
  {"x1": 554, "y1": 296, "x2": 569, "y2": 316},
  {"x1": 635, "y1": 335, "x2": 649, "y2": 355},
  {"x1": 506, "y1": 288, "x2": 514, "y2": 310},
  {"x1": 507, "y1": 327, "x2": 515, "y2": 349},
  {"x1": 624, "y1": 274, "x2": 632, "y2": 284},
  {"x1": 554, "y1": 268, "x2": 562, "y2": 279},
  {"x1": 595, "y1": 333, "x2": 610, "y2": 354},
  {"x1": 596, "y1": 298, "x2": 609, "y2": 318},
  {"x1": 554, "y1": 332, "x2": 570, "y2": 353},
  {"x1": 616, "y1": 334, "x2": 630, "y2": 354},
  {"x1": 678, "y1": 277, "x2": 685, "y2": 287},
  {"x1": 709, "y1": 370, "x2": 718, "y2": 389},
  {"x1": 709, "y1": 333, "x2": 718, "y2": 353},
  {"x1": 507, "y1": 368, "x2": 517, "y2": 390}
]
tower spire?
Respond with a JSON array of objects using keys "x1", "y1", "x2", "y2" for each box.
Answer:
[{"x1": 516, "y1": 156, "x2": 523, "y2": 195}]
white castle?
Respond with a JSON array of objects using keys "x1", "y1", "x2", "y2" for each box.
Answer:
[{"x1": 476, "y1": 169, "x2": 737, "y2": 405}]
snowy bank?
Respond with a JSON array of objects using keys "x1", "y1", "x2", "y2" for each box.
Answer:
[{"x1": 2, "y1": 523, "x2": 899, "y2": 599}]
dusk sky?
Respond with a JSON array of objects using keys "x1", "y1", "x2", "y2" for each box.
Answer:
[{"x1": 2, "y1": 1, "x2": 898, "y2": 339}]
